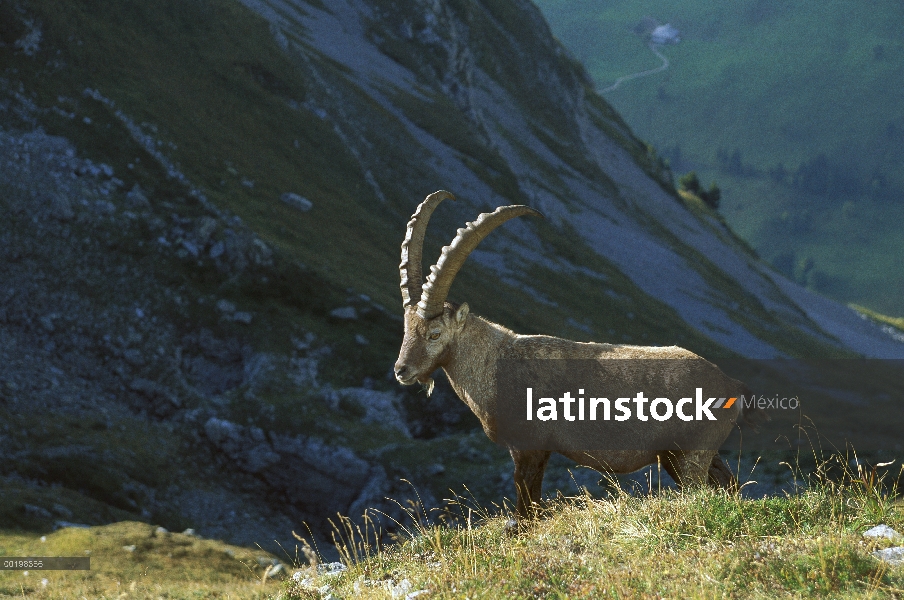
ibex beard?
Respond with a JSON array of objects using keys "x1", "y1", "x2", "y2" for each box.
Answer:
[{"x1": 394, "y1": 190, "x2": 750, "y2": 520}]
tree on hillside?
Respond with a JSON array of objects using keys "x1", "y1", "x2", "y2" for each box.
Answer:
[
  {"x1": 793, "y1": 153, "x2": 862, "y2": 198},
  {"x1": 702, "y1": 182, "x2": 721, "y2": 209},
  {"x1": 678, "y1": 172, "x2": 721, "y2": 209},
  {"x1": 678, "y1": 171, "x2": 701, "y2": 195}
]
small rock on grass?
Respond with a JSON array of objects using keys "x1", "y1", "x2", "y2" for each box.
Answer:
[
  {"x1": 318, "y1": 562, "x2": 347, "y2": 577},
  {"x1": 863, "y1": 524, "x2": 903, "y2": 541},
  {"x1": 873, "y1": 547, "x2": 904, "y2": 565}
]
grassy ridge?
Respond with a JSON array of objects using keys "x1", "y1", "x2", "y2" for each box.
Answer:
[
  {"x1": 2, "y1": 461, "x2": 903, "y2": 597},
  {"x1": 284, "y1": 461, "x2": 904, "y2": 599},
  {"x1": 533, "y1": 0, "x2": 904, "y2": 317}
]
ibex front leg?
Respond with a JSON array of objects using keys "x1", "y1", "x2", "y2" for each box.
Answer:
[{"x1": 510, "y1": 449, "x2": 551, "y2": 519}]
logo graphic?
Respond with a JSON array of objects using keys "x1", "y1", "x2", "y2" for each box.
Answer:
[{"x1": 524, "y1": 388, "x2": 737, "y2": 422}]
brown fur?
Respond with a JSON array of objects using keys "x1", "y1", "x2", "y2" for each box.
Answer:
[{"x1": 395, "y1": 304, "x2": 745, "y2": 519}]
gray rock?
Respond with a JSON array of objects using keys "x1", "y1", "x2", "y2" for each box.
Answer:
[
  {"x1": 204, "y1": 417, "x2": 281, "y2": 474},
  {"x1": 129, "y1": 378, "x2": 181, "y2": 414},
  {"x1": 250, "y1": 239, "x2": 273, "y2": 266},
  {"x1": 55, "y1": 521, "x2": 90, "y2": 529},
  {"x1": 232, "y1": 311, "x2": 253, "y2": 325},
  {"x1": 390, "y1": 579, "x2": 412, "y2": 598},
  {"x1": 196, "y1": 217, "x2": 218, "y2": 243},
  {"x1": 39, "y1": 314, "x2": 58, "y2": 332},
  {"x1": 209, "y1": 241, "x2": 225, "y2": 259},
  {"x1": 863, "y1": 524, "x2": 903, "y2": 541},
  {"x1": 347, "y1": 466, "x2": 390, "y2": 520},
  {"x1": 318, "y1": 562, "x2": 347, "y2": 577},
  {"x1": 123, "y1": 348, "x2": 145, "y2": 367},
  {"x1": 216, "y1": 299, "x2": 236, "y2": 314},
  {"x1": 49, "y1": 193, "x2": 74, "y2": 221},
  {"x1": 290, "y1": 356, "x2": 319, "y2": 389},
  {"x1": 93, "y1": 200, "x2": 116, "y2": 215},
  {"x1": 329, "y1": 307, "x2": 357, "y2": 320},
  {"x1": 24, "y1": 504, "x2": 52, "y2": 519},
  {"x1": 338, "y1": 388, "x2": 409, "y2": 436},
  {"x1": 126, "y1": 184, "x2": 150, "y2": 208},
  {"x1": 257, "y1": 555, "x2": 279, "y2": 567},
  {"x1": 280, "y1": 192, "x2": 313, "y2": 212},
  {"x1": 873, "y1": 546, "x2": 904, "y2": 565},
  {"x1": 181, "y1": 240, "x2": 200, "y2": 257},
  {"x1": 14, "y1": 21, "x2": 42, "y2": 56}
]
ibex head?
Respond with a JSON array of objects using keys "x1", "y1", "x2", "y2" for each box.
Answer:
[{"x1": 393, "y1": 191, "x2": 542, "y2": 395}]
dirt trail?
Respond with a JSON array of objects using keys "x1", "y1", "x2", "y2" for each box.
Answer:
[{"x1": 599, "y1": 43, "x2": 669, "y2": 93}]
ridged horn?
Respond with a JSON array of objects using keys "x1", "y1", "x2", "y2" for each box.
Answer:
[
  {"x1": 417, "y1": 205, "x2": 544, "y2": 319},
  {"x1": 400, "y1": 190, "x2": 456, "y2": 307}
]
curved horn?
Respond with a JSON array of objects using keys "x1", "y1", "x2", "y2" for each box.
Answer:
[
  {"x1": 417, "y1": 205, "x2": 544, "y2": 319},
  {"x1": 400, "y1": 190, "x2": 456, "y2": 307}
]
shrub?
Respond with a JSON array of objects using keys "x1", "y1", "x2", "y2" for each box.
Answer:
[
  {"x1": 679, "y1": 172, "x2": 720, "y2": 209},
  {"x1": 678, "y1": 171, "x2": 701, "y2": 195}
]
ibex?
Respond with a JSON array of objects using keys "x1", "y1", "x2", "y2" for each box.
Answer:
[{"x1": 394, "y1": 191, "x2": 751, "y2": 519}]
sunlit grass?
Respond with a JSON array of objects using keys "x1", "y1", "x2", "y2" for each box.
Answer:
[
  {"x1": 283, "y1": 455, "x2": 904, "y2": 599},
  {"x1": 851, "y1": 305, "x2": 904, "y2": 334},
  {"x1": 0, "y1": 522, "x2": 285, "y2": 599}
]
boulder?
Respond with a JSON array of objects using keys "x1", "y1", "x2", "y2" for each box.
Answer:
[{"x1": 280, "y1": 192, "x2": 313, "y2": 212}]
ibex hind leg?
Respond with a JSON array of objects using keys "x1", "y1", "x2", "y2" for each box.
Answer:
[
  {"x1": 660, "y1": 450, "x2": 711, "y2": 490},
  {"x1": 707, "y1": 454, "x2": 738, "y2": 492},
  {"x1": 510, "y1": 449, "x2": 551, "y2": 520}
]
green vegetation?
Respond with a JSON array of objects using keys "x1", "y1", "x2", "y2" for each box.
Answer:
[
  {"x1": 279, "y1": 457, "x2": 904, "y2": 599},
  {"x1": 851, "y1": 305, "x2": 904, "y2": 334},
  {"x1": 678, "y1": 171, "x2": 721, "y2": 209},
  {"x1": 2, "y1": 0, "x2": 828, "y2": 381},
  {"x1": 0, "y1": 457, "x2": 901, "y2": 597},
  {"x1": 4, "y1": 0, "x2": 902, "y2": 595},
  {"x1": 0, "y1": 523, "x2": 285, "y2": 598},
  {"x1": 534, "y1": 0, "x2": 904, "y2": 317}
]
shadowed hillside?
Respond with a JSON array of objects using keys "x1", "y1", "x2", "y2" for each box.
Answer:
[{"x1": 0, "y1": 0, "x2": 902, "y2": 559}]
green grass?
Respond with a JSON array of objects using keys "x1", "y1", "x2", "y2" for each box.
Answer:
[
  {"x1": 0, "y1": 456, "x2": 902, "y2": 598},
  {"x1": 284, "y1": 458, "x2": 904, "y2": 599},
  {"x1": 0, "y1": 522, "x2": 286, "y2": 599},
  {"x1": 533, "y1": 0, "x2": 904, "y2": 317},
  {"x1": 851, "y1": 305, "x2": 904, "y2": 334}
]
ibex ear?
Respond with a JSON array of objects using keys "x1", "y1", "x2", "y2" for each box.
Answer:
[{"x1": 455, "y1": 302, "x2": 469, "y2": 325}]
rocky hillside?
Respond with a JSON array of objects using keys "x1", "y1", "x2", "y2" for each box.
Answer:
[{"x1": 0, "y1": 0, "x2": 902, "y2": 555}]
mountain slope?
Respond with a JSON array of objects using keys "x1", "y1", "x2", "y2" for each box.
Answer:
[
  {"x1": 532, "y1": 0, "x2": 904, "y2": 316},
  {"x1": 1, "y1": 0, "x2": 902, "y2": 556},
  {"x1": 233, "y1": 0, "x2": 903, "y2": 359}
]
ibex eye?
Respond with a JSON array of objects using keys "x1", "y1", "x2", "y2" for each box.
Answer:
[{"x1": 428, "y1": 332, "x2": 441, "y2": 340}]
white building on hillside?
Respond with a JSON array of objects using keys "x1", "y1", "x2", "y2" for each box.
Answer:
[{"x1": 651, "y1": 24, "x2": 681, "y2": 45}]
